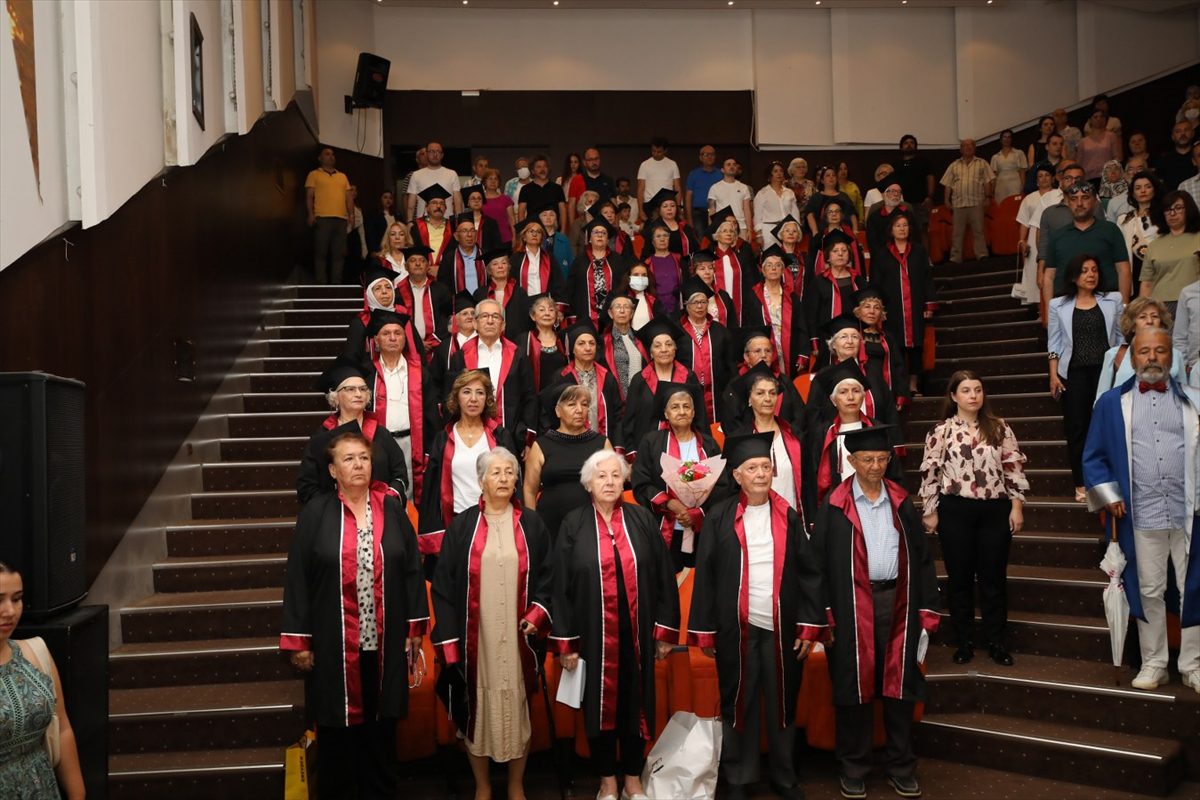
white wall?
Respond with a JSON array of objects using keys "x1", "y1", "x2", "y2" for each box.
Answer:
[
  {"x1": 1077, "y1": 0, "x2": 1200, "y2": 100},
  {"x1": 233, "y1": 0, "x2": 266, "y2": 134},
  {"x1": 268, "y1": 0, "x2": 296, "y2": 110},
  {"x1": 173, "y1": 0, "x2": 228, "y2": 166},
  {"x1": 0, "y1": 0, "x2": 71, "y2": 269},
  {"x1": 314, "y1": 0, "x2": 378, "y2": 154},
  {"x1": 753, "y1": 9, "x2": 832, "y2": 148}
]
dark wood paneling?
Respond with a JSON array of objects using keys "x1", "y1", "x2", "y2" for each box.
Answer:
[{"x1": 0, "y1": 105, "x2": 317, "y2": 583}]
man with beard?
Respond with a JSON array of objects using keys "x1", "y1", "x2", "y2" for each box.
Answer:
[
  {"x1": 1084, "y1": 328, "x2": 1200, "y2": 693},
  {"x1": 893, "y1": 135, "x2": 935, "y2": 248},
  {"x1": 1041, "y1": 181, "x2": 1131, "y2": 301}
]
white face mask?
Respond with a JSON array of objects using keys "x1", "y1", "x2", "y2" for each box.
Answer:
[
  {"x1": 629, "y1": 276, "x2": 649, "y2": 291},
  {"x1": 1186, "y1": 108, "x2": 1200, "y2": 121},
  {"x1": 517, "y1": 167, "x2": 531, "y2": 180}
]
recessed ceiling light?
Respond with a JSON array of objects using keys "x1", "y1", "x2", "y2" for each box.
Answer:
[
  {"x1": 815, "y1": 0, "x2": 821, "y2": 5},
  {"x1": 728, "y1": 1, "x2": 734, "y2": 5}
]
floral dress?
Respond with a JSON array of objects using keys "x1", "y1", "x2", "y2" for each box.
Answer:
[{"x1": 0, "y1": 643, "x2": 60, "y2": 799}]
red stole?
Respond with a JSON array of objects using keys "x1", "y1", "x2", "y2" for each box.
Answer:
[
  {"x1": 452, "y1": 248, "x2": 486, "y2": 294},
  {"x1": 713, "y1": 247, "x2": 743, "y2": 321},
  {"x1": 812, "y1": 256, "x2": 860, "y2": 321},
  {"x1": 414, "y1": 219, "x2": 452, "y2": 270},
  {"x1": 859, "y1": 329, "x2": 894, "y2": 390},
  {"x1": 729, "y1": 491, "x2": 793, "y2": 730},
  {"x1": 462, "y1": 338, "x2": 518, "y2": 428},
  {"x1": 526, "y1": 330, "x2": 565, "y2": 390},
  {"x1": 603, "y1": 330, "x2": 648, "y2": 399},
  {"x1": 396, "y1": 278, "x2": 440, "y2": 357},
  {"x1": 753, "y1": 420, "x2": 804, "y2": 514},
  {"x1": 816, "y1": 416, "x2": 874, "y2": 509},
  {"x1": 582, "y1": 250, "x2": 615, "y2": 327},
  {"x1": 561, "y1": 362, "x2": 613, "y2": 436},
  {"x1": 462, "y1": 503, "x2": 541, "y2": 737},
  {"x1": 595, "y1": 506, "x2": 646, "y2": 735},
  {"x1": 752, "y1": 282, "x2": 796, "y2": 374},
  {"x1": 487, "y1": 279, "x2": 517, "y2": 313},
  {"x1": 664, "y1": 220, "x2": 691, "y2": 257},
  {"x1": 640, "y1": 361, "x2": 690, "y2": 395},
  {"x1": 368, "y1": 353, "x2": 426, "y2": 501},
  {"x1": 681, "y1": 319, "x2": 716, "y2": 419},
  {"x1": 887, "y1": 242, "x2": 917, "y2": 347},
  {"x1": 332, "y1": 483, "x2": 390, "y2": 725},
  {"x1": 518, "y1": 249, "x2": 554, "y2": 295},
  {"x1": 656, "y1": 429, "x2": 710, "y2": 547},
  {"x1": 828, "y1": 478, "x2": 915, "y2": 703},
  {"x1": 436, "y1": 421, "x2": 501, "y2": 538},
  {"x1": 321, "y1": 413, "x2": 381, "y2": 442}
]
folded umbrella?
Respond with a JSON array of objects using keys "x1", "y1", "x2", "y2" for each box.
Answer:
[{"x1": 1100, "y1": 516, "x2": 1129, "y2": 685}]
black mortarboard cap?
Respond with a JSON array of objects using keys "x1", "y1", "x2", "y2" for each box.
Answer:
[
  {"x1": 402, "y1": 244, "x2": 433, "y2": 259},
  {"x1": 769, "y1": 215, "x2": 801, "y2": 242},
  {"x1": 760, "y1": 244, "x2": 786, "y2": 263},
  {"x1": 635, "y1": 316, "x2": 685, "y2": 352},
  {"x1": 690, "y1": 248, "x2": 717, "y2": 265},
  {"x1": 363, "y1": 265, "x2": 396, "y2": 289},
  {"x1": 730, "y1": 360, "x2": 781, "y2": 399},
  {"x1": 652, "y1": 381, "x2": 702, "y2": 422},
  {"x1": 586, "y1": 201, "x2": 612, "y2": 220},
  {"x1": 453, "y1": 291, "x2": 476, "y2": 315},
  {"x1": 582, "y1": 216, "x2": 616, "y2": 237},
  {"x1": 737, "y1": 324, "x2": 774, "y2": 354},
  {"x1": 316, "y1": 355, "x2": 370, "y2": 393},
  {"x1": 709, "y1": 205, "x2": 737, "y2": 225},
  {"x1": 875, "y1": 173, "x2": 903, "y2": 192},
  {"x1": 680, "y1": 276, "x2": 715, "y2": 301},
  {"x1": 451, "y1": 213, "x2": 476, "y2": 231},
  {"x1": 645, "y1": 188, "x2": 678, "y2": 214},
  {"x1": 417, "y1": 183, "x2": 453, "y2": 202},
  {"x1": 821, "y1": 313, "x2": 862, "y2": 339},
  {"x1": 821, "y1": 228, "x2": 855, "y2": 254},
  {"x1": 481, "y1": 247, "x2": 512, "y2": 266},
  {"x1": 841, "y1": 424, "x2": 895, "y2": 453},
  {"x1": 723, "y1": 431, "x2": 775, "y2": 468},
  {"x1": 461, "y1": 184, "x2": 486, "y2": 204},
  {"x1": 816, "y1": 360, "x2": 866, "y2": 396},
  {"x1": 367, "y1": 308, "x2": 410, "y2": 337},
  {"x1": 852, "y1": 286, "x2": 887, "y2": 307}
]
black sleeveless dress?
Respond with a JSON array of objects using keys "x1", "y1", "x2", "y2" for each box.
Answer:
[{"x1": 534, "y1": 429, "x2": 609, "y2": 541}]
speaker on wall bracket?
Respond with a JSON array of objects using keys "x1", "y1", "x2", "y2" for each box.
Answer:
[{"x1": 345, "y1": 52, "x2": 390, "y2": 114}]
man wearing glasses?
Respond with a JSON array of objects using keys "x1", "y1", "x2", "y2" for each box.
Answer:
[
  {"x1": 1034, "y1": 162, "x2": 1106, "y2": 311},
  {"x1": 1042, "y1": 180, "x2": 1132, "y2": 302}
]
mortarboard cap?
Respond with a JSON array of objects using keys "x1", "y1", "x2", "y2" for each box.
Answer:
[
  {"x1": 680, "y1": 275, "x2": 715, "y2": 302},
  {"x1": 690, "y1": 248, "x2": 716, "y2": 265},
  {"x1": 820, "y1": 228, "x2": 855, "y2": 254},
  {"x1": 582, "y1": 216, "x2": 616, "y2": 238},
  {"x1": 652, "y1": 381, "x2": 703, "y2": 422},
  {"x1": 841, "y1": 424, "x2": 895, "y2": 453},
  {"x1": 367, "y1": 308, "x2": 410, "y2": 338},
  {"x1": 722, "y1": 431, "x2": 775, "y2": 468},
  {"x1": 821, "y1": 314, "x2": 862, "y2": 340},
  {"x1": 316, "y1": 355, "x2": 370, "y2": 393},
  {"x1": 453, "y1": 291, "x2": 477, "y2": 315},
  {"x1": 417, "y1": 183, "x2": 453, "y2": 203},
  {"x1": 709, "y1": 206, "x2": 737, "y2": 226},
  {"x1": 852, "y1": 286, "x2": 887, "y2": 307},
  {"x1": 481, "y1": 247, "x2": 512, "y2": 266},
  {"x1": 770, "y1": 215, "x2": 802, "y2": 242},
  {"x1": 460, "y1": 184, "x2": 486, "y2": 205},
  {"x1": 402, "y1": 244, "x2": 433, "y2": 259},
  {"x1": 635, "y1": 316, "x2": 685, "y2": 352},
  {"x1": 645, "y1": 188, "x2": 678, "y2": 214}
]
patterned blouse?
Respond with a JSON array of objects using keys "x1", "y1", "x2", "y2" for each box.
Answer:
[
  {"x1": 919, "y1": 416, "x2": 1029, "y2": 514},
  {"x1": 355, "y1": 501, "x2": 378, "y2": 651}
]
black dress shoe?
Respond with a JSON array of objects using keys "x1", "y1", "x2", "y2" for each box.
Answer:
[
  {"x1": 988, "y1": 644, "x2": 1014, "y2": 666},
  {"x1": 839, "y1": 775, "x2": 867, "y2": 799},
  {"x1": 770, "y1": 781, "x2": 807, "y2": 800},
  {"x1": 888, "y1": 775, "x2": 922, "y2": 797},
  {"x1": 952, "y1": 644, "x2": 974, "y2": 664}
]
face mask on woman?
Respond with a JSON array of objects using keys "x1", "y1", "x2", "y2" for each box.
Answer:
[
  {"x1": 629, "y1": 276, "x2": 649, "y2": 291},
  {"x1": 517, "y1": 167, "x2": 531, "y2": 180},
  {"x1": 1186, "y1": 108, "x2": 1200, "y2": 121}
]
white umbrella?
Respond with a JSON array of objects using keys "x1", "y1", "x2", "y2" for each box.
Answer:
[{"x1": 1100, "y1": 517, "x2": 1129, "y2": 685}]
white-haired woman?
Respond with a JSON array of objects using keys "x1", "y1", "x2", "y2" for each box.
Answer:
[
  {"x1": 431, "y1": 447, "x2": 555, "y2": 800},
  {"x1": 552, "y1": 450, "x2": 680, "y2": 800},
  {"x1": 787, "y1": 157, "x2": 815, "y2": 210}
]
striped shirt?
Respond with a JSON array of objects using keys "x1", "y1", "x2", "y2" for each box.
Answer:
[
  {"x1": 940, "y1": 157, "x2": 995, "y2": 209},
  {"x1": 852, "y1": 478, "x2": 899, "y2": 582},
  {"x1": 1130, "y1": 386, "x2": 1187, "y2": 530}
]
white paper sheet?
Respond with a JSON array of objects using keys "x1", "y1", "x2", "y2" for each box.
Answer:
[{"x1": 555, "y1": 658, "x2": 586, "y2": 708}]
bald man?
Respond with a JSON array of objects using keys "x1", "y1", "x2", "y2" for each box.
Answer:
[{"x1": 940, "y1": 139, "x2": 995, "y2": 264}]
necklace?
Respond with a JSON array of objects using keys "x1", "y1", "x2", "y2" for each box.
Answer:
[{"x1": 458, "y1": 423, "x2": 484, "y2": 445}]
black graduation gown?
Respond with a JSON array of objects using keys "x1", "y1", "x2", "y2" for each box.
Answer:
[
  {"x1": 800, "y1": 415, "x2": 902, "y2": 526},
  {"x1": 804, "y1": 360, "x2": 901, "y2": 443},
  {"x1": 803, "y1": 271, "x2": 862, "y2": 366},
  {"x1": 727, "y1": 420, "x2": 806, "y2": 523},
  {"x1": 862, "y1": 332, "x2": 911, "y2": 409},
  {"x1": 524, "y1": 330, "x2": 569, "y2": 393},
  {"x1": 473, "y1": 213, "x2": 503, "y2": 253},
  {"x1": 297, "y1": 415, "x2": 408, "y2": 505},
  {"x1": 864, "y1": 204, "x2": 917, "y2": 264},
  {"x1": 280, "y1": 485, "x2": 429, "y2": 727},
  {"x1": 567, "y1": 251, "x2": 632, "y2": 328},
  {"x1": 430, "y1": 505, "x2": 555, "y2": 740},
  {"x1": 471, "y1": 281, "x2": 532, "y2": 344},
  {"x1": 710, "y1": 246, "x2": 762, "y2": 328},
  {"x1": 549, "y1": 503, "x2": 681, "y2": 737},
  {"x1": 637, "y1": 220, "x2": 700, "y2": 261},
  {"x1": 509, "y1": 250, "x2": 569, "y2": 307},
  {"x1": 395, "y1": 278, "x2": 453, "y2": 358},
  {"x1": 541, "y1": 363, "x2": 626, "y2": 452},
  {"x1": 868, "y1": 242, "x2": 937, "y2": 352},
  {"x1": 446, "y1": 338, "x2": 538, "y2": 450},
  {"x1": 620, "y1": 363, "x2": 706, "y2": 461},
  {"x1": 428, "y1": 333, "x2": 471, "y2": 412},
  {"x1": 718, "y1": 364, "x2": 807, "y2": 436},
  {"x1": 811, "y1": 479, "x2": 940, "y2": 706},
  {"x1": 686, "y1": 491, "x2": 826, "y2": 730},
  {"x1": 744, "y1": 281, "x2": 809, "y2": 377},
  {"x1": 676, "y1": 319, "x2": 735, "y2": 425}
]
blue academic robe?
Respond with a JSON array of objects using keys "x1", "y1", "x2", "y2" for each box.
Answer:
[{"x1": 1083, "y1": 376, "x2": 1200, "y2": 626}]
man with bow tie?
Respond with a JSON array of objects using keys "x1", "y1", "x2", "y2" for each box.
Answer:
[{"x1": 1084, "y1": 328, "x2": 1200, "y2": 693}]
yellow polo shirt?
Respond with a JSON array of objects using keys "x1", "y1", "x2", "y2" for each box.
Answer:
[{"x1": 305, "y1": 168, "x2": 351, "y2": 219}]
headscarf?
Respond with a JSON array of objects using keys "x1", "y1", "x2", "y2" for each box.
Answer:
[
  {"x1": 1098, "y1": 160, "x2": 1127, "y2": 199},
  {"x1": 365, "y1": 276, "x2": 397, "y2": 312}
]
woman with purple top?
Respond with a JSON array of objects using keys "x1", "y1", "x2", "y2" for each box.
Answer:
[{"x1": 641, "y1": 222, "x2": 684, "y2": 316}]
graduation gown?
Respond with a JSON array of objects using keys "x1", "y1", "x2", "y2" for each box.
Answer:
[
  {"x1": 864, "y1": 203, "x2": 916, "y2": 266},
  {"x1": 719, "y1": 362, "x2": 807, "y2": 435},
  {"x1": 470, "y1": 211, "x2": 503, "y2": 253},
  {"x1": 412, "y1": 219, "x2": 453, "y2": 274},
  {"x1": 417, "y1": 421, "x2": 517, "y2": 557},
  {"x1": 543, "y1": 362, "x2": 626, "y2": 452},
  {"x1": 510, "y1": 249, "x2": 568, "y2": 309},
  {"x1": 729, "y1": 419, "x2": 806, "y2": 523},
  {"x1": 805, "y1": 359, "x2": 900, "y2": 440},
  {"x1": 599, "y1": 328, "x2": 649, "y2": 400},
  {"x1": 686, "y1": 491, "x2": 826, "y2": 730},
  {"x1": 430, "y1": 504, "x2": 555, "y2": 740},
  {"x1": 297, "y1": 415, "x2": 408, "y2": 505},
  {"x1": 800, "y1": 415, "x2": 901, "y2": 525},
  {"x1": 395, "y1": 277, "x2": 453, "y2": 359},
  {"x1": 746, "y1": 281, "x2": 809, "y2": 377},
  {"x1": 803, "y1": 266, "x2": 862, "y2": 365},
  {"x1": 1083, "y1": 378, "x2": 1200, "y2": 626},
  {"x1": 549, "y1": 503, "x2": 681, "y2": 736},
  {"x1": 869, "y1": 241, "x2": 937, "y2": 351},
  {"x1": 471, "y1": 280, "x2": 532, "y2": 344},
  {"x1": 524, "y1": 330, "x2": 568, "y2": 393},
  {"x1": 711, "y1": 246, "x2": 762, "y2": 327},
  {"x1": 810, "y1": 479, "x2": 941, "y2": 705},
  {"x1": 861, "y1": 330, "x2": 911, "y2": 410},
  {"x1": 437, "y1": 247, "x2": 487, "y2": 295},
  {"x1": 365, "y1": 352, "x2": 431, "y2": 503},
  {"x1": 429, "y1": 332, "x2": 474, "y2": 412},
  {"x1": 677, "y1": 318, "x2": 735, "y2": 425},
  {"x1": 621, "y1": 363, "x2": 705, "y2": 461},
  {"x1": 280, "y1": 483, "x2": 429, "y2": 727},
  {"x1": 567, "y1": 249, "x2": 631, "y2": 328},
  {"x1": 631, "y1": 427, "x2": 732, "y2": 552},
  {"x1": 638, "y1": 220, "x2": 700, "y2": 262},
  {"x1": 446, "y1": 337, "x2": 538, "y2": 449}
]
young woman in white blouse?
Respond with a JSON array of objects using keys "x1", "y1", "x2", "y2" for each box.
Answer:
[
  {"x1": 920, "y1": 370, "x2": 1029, "y2": 668},
  {"x1": 753, "y1": 161, "x2": 800, "y2": 249}
]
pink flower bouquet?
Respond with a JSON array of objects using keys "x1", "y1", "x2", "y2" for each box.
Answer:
[{"x1": 660, "y1": 453, "x2": 726, "y2": 509}]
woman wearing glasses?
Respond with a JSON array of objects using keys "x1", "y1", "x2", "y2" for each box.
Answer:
[
  {"x1": 282, "y1": 430, "x2": 428, "y2": 800},
  {"x1": 1117, "y1": 171, "x2": 1164, "y2": 285},
  {"x1": 1141, "y1": 191, "x2": 1200, "y2": 316}
]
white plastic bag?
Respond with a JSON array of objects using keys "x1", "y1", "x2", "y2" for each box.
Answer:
[{"x1": 641, "y1": 711, "x2": 722, "y2": 800}]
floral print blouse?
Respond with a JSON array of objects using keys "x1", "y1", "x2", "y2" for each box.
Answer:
[{"x1": 919, "y1": 416, "x2": 1029, "y2": 514}]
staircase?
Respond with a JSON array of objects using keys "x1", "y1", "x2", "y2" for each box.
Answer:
[
  {"x1": 102, "y1": 272, "x2": 1200, "y2": 799},
  {"x1": 904, "y1": 257, "x2": 1200, "y2": 797},
  {"x1": 106, "y1": 284, "x2": 355, "y2": 800}
]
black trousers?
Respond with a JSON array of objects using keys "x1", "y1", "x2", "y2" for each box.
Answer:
[
  {"x1": 317, "y1": 649, "x2": 398, "y2": 800},
  {"x1": 835, "y1": 585, "x2": 917, "y2": 781},
  {"x1": 938, "y1": 495, "x2": 1012, "y2": 647},
  {"x1": 720, "y1": 625, "x2": 797, "y2": 788},
  {"x1": 1062, "y1": 361, "x2": 1103, "y2": 486}
]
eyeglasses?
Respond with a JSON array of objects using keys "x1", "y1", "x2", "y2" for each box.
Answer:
[
  {"x1": 1165, "y1": 205, "x2": 1187, "y2": 214},
  {"x1": 1064, "y1": 183, "x2": 1094, "y2": 196},
  {"x1": 852, "y1": 454, "x2": 892, "y2": 465},
  {"x1": 476, "y1": 312, "x2": 502, "y2": 321},
  {"x1": 337, "y1": 385, "x2": 370, "y2": 394}
]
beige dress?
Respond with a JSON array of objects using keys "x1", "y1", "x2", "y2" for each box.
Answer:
[{"x1": 466, "y1": 507, "x2": 530, "y2": 761}]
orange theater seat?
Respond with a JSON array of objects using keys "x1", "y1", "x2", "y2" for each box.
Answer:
[
  {"x1": 398, "y1": 582, "x2": 440, "y2": 759},
  {"x1": 710, "y1": 422, "x2": 725, "y2": 449},
  {"x1": 794, "y1": 373, "x2": 813, "y2": 404},
  {"x1": 798, "y1": 646, "x2": 924, "y2": 751},
  {"x1": 922, "y1": 326, "x2": 937, "y2": 374},
  {"x1": 632, "y1": 234, "x2": 645, "y2": 257},
  {"x1": 927, "y1": 206, "x2": 951, "y2": 264}
]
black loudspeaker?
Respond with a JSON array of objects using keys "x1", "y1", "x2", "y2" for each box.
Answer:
[
  {"x1": 351, "y1": 52, "x2": 390, "y2": 108},
  {"x1": 0, "y1": 372, "x2": 87, "y2": 616},
  {"x1": 16, "y1": 604, "x2": 109, "y2": 800}
]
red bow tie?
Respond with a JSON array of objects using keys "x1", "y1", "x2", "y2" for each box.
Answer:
[{"x1": 1138, "y1": 381, "x2": 1167, "y2": 393}]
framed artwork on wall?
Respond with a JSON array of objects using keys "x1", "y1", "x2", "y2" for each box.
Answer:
[{"x1": 190, "y1": 12, "x2": 204, "y2": 130}]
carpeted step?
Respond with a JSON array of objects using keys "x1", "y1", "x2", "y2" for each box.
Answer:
[
  {"x1": 282, "y1": 308, "x2": 363, "y2": 326},
  {"x1": 109, "y1": 637, "x2": 290, "y2": 689},
  {"x1": 240, "y1": 392, "x2": 328, "y2": 413},
  {"x1": 935, "y1": 337, "x2": 1039, "y2": 359},
  {"x1": 936, "y1": 273, "x2": 1023, "y2": 296},
  {"x1": 258, "y1": 355, "x2": 341, "y2": 373},
  {"x1": 120, "y1": 589, "x2": 282, "y2": 643},
  {"x1": 934, "y1": 318, "x2": 1042, "y2": 344},
  {"x1": 267, "y1": 323, "x2": 350, "y2": 339},
  {"x1": 266, "y1": 337, "x2": 345, "y2": 358},
  {"x1": 907, "y1": 414, "x2": 1064, "y2": 443},
  {"x1": 932, "y1": 609, "x2": 1111, "y2": 661},
  {"x1": 914, "y1": 711, "x2": 1185, "y2": 796},
  {"x1": 165, "y1": 520, "x2": 294, "y2": 558},
  {"x1": 904, "y1": 392, "x2": 1056, "y2": 420},
  {"x1": 247, "y1": 372, "x2": 319, "y2": 393},
  {"x1": 938, "y1": 293, "x2": 1024, "y2": 314},
  {"x1": 153, "y1": 553, "x2": 287, "y2": 593},
  {"x1": 202, "y1": 460, "x2": 299, "y2": 491},
  {"x1": 934, "y1": 562, "x2": 1107, "y2": 618},
  {"x1": 226, "y1": 411, "x2": 326, "y2": 438},
  {"x1": 108, "y1": 681, "x2": 302, "y2": 755},
  {"x1": 108, "y1": 746, "x2": 284, "y2": 800},
  {"x1": 219, "y1": 436, "x2": 308, "y2": 461},
  {"x1": 930, "y1": 351, "x2": 1047, "y2": 378},
  {"x1": 190, "y1": 489, "x2": 299, "y2": 520},
  {"x1": 291, "y1": 284, "x2": 362, "y2": 300}
]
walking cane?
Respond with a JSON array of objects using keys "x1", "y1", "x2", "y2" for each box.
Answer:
[{"x1": 529, "y1": 634, "x2": 570, "y2": 800}]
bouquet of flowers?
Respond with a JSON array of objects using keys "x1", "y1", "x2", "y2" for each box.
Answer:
[{"x1": 660, "y1": 453, "x2": 726, "y2": 510}]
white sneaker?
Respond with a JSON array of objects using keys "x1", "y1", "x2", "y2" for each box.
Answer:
[
  {"x1": 1131, "y1": 666, "x2": 1169, "y2": 690},
  {"x1": 1182, "y1": 670, "x2": 1200, "y2": 694}
]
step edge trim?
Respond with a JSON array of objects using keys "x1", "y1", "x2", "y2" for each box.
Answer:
[{"x1": 917, "y1": 718, "x2": 1170, "y2": 760}]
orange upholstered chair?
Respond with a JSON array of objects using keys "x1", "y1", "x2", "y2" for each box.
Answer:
[{"x1": 986, "y1": 194, "x2": 1023, "y2": 256}]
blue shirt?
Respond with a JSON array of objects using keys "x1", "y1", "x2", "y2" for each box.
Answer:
[
  {"x1": 458, "y1": 249, "x2": 481, "y2": 294},
  {"x1": 686, "y1": 167, "x2": 722, "y2": 209},
  {"x1": 1130, "y1": 386, "x2": 1187, "y2": 530},
  {"x1": 852, "y1": 477, "x2": 899, "y2": 581}
]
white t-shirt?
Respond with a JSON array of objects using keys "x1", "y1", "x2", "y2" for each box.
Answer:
[
  {"x1": 744, "y1": 502, "x2": 775, "y2": 631},
  {"x1": 407, "y1": 166, "x2": 462, "y2": 217},
  {"x1": 708, "y1": 181, "x2": 752, "y2": 227},
  {"x1": 770, "y1": 432, "x2": 796, "y2": 510},
  {"x1": 638, "y1": 157, "x2": 681, "y2": 201},
  {"x1": 475, "y1": 337, "x2": 505, "y2": 391},
  {"x1": 837, "y1": 421, "x2": 863, "y2": 481},
  {"x1": 451, "y1": 428, "x2": 490, "y2": 514}
]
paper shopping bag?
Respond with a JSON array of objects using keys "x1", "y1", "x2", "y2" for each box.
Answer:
[
  {"x1": 284, "y1": 729, "x2": 316, "y2": 800},
  {"x1": 641, "y1": 711, "x2": 722, "y2": 800}
]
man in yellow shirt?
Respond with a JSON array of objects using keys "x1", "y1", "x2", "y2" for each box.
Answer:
[{"x1": 305, "y1": 147, "x2": 354, "y2": 284}]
